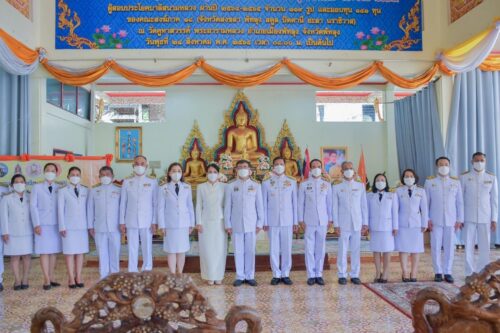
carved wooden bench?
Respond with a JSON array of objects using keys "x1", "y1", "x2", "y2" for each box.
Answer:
[
  {"x1": 31, "y1": 272, "x2": 262, "y2": 333},
  {"x1": 412, "y1": 259, "x2": 500, "y2": 333}
]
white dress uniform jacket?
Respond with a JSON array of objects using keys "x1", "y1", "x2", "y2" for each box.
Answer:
[
  {"x1": 30, "y1": 181, "x2": 59, "y2": 227},
  {"x1": 0, "y1": 191, "x2": 33, "y2": 256},
  {"x1": 0, "y1": 186, "x2": 8, "y2": 282},
  {"x1": 224, "y1": 178, "x2": 264, "y2": 232},
  {"x1": 119, "y1": 175, "x2": 158, "y2": 228},
  {"x1": 87, "y1": 183, "x2": 121, "y2": 233},
  {"x1": 157, "y1": 181, "x2": 195, "y2": 230},
  {"x1": 262, "y1": 174, "x2": 298, "y2": 227},
  {"x1": 332, "y1": 179, "x2": 368, "y2": 231},
  {"x1": 298, "y1": 177, "x2": 333, "y2": 225},
  {"x1": 367, "y1": 191, "x2": 399, "y2": 232},
  {"x1": 57, "y1": 185, "x2": 89, "y2": 232},
  {"x1": 396, "y1": 185, "x2": 428, "y2": 229}
]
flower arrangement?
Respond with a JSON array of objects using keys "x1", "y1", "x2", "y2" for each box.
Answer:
[
  {"x1": 92, "y1": 25, "x2": 129, "y2": 49},
  {"x1": 257, "y1": 155, "x2": 271, "y2": 171},
  {"x1": 218, "y1": 154, "x2": 233, "y2": 170},
  {"x1": 355, "y1": 27, "x2": 389, "y2": 51}
]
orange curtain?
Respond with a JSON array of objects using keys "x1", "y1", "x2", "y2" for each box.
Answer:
[
  {"x1": 0, "y1": 28, "x2": 39, "y2": 64},
  {"x1": 437, "y1": 61, "x2": 455, "y2": 76},
  {"x1": 376, "y1": 62, "x2": 439, "y2": 89},
  {"x1": 111, "y1": 61, "x2": 200, "y2": 87},
  {"x1": 200, "y1": 59, "x2": 283, "y2": 88},
  {"x1": 41, "y1": 59, "x2": 112, "y2": 86},
  {"x1": 283, "y1": 59, "x2": 378, "y2": 90},
  {"x1": 479, "y1": 54, "x2": 500, "y2": 71}
]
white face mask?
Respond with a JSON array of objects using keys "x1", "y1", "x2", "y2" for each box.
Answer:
[
  {"x1": 207, "y1": 173, "x2": 219, "y2": 183},
  {"x1": 13, "y1": 183, "x2": 25, "y2": 193},
  {"x1": 100, "y1": 176, "x2": 112, "y2": 185},
  {"x1": 473, "y1": 161, "x2": 485, "y2": 172},
  {"x1": 133, "y1": 165, "x2": 146, "y2": 176},
  {"x1": 274, "y1": 165, "x2": 285, "y2": 175},
  {"x1": 171, "y1": 172, "x2": 182, "y2": 182},
  {"x1": 375, "y1": 181, "x2": 386, "y2": 191},
  {"x1": 404, "y1": 177, "x2": 415, "y2": 186},
  {"x1": 311, "y1": 168, "x2": 322, "y2": 177},
  {"x1": 69, "y1": 176, "x2": 81, "y2": 185},
  {"x1": 343, "y1": 169, "x2": 355, "y2": 179},
  {"x1": 238, "y1": 168, "x2": 250, "y2": 179},
  {"x1": 438, "y1": 166, "x2": 450, "y2": 176},
  {"x1": 44, "y1": 172, "x2": 56, "y2": 182}
]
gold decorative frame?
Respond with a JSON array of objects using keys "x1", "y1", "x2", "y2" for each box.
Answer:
[
  {"x1": 115, "y1": 126, "x2": 142, "y2": 163},
  {"x1": 320, "y1": 146, "x2": 348, "y2": 181},
  {"x1": 180, "y1": 120, "x2": 211, "y2": 166},
  {"x1": 271, "y1": 120, "x2": 302, "y2": 161}
]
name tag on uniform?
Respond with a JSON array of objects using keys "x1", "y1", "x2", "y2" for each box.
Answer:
[
  {"x1": 284, "y1": 181, "x2": 291, "y2": 187},
  {"x1": 270, "y1": 180, "x2": 276, "y2": 186},
  {"x1": 320, "y1": 183, "x2": 328, "y2": 191},
  {"x1": 431, "y1": 184, "x2": 436, "y2": 187},
  {"x1": 144, "y1": 183, "x2": 151, "y2": 187},
  {"x1": 484, "y1": 181, "x2": 493, "y2": 184},
  {"x1": 234, "y1": 187, "x2": 239, "y2": 192},
  {"x1": 183, "y1": 185, "x2": 189, "y2": 189},
  {"x1": 306, "y1": 185, "x2": 312, "y2": 190},
  {"x1": 248, "y1": 186, "x2": 256, "y2": 193},
  {"x1": 352, "y1": 189, "x2": 359, "y2": 192}
]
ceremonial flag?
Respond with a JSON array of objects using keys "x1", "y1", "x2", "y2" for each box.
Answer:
[
  {"x1": 303, "y1": 148, "x2": 311, "y2": 178},
  {"x1": 358, "y1": 148, "x2": 367, "y2": 185}
]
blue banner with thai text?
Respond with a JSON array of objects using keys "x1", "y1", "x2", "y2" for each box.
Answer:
[{"x1": 55, "y1": 0, "x2": 422, "y2": 51}]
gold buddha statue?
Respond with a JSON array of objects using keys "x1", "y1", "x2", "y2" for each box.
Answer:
[
  {"x1": 183, "y1": 144, "x2": 207, "y2": 184},
  {"x1": 282, "y1": 141, "x2": 300, "y2": 180},
  {"x1": 225, "y1": 103, "x2": 261, "y2": 163}
]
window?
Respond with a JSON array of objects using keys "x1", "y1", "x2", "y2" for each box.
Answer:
[
  {"x1": 315, "y1": 91, "x2": 384, "y2": 122},
  {"x1": 46, "y1": 78, "x2": 91, "y2": 120},
  {"x1": 94, "y1": 91, "x2": 166, "y2": 123}
]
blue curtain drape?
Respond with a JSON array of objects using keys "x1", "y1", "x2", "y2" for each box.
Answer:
[
  {"x1": 0, "y1": 66, "x2": 30, "y2": 155},
  {"x1": 394, "y1": 81, "x2": 445, "y2": 184},
  {"x1": 446, "y1": 69, "x2": 500, "y2": 244}
]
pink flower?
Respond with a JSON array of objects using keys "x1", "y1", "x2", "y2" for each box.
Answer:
[
  {"x1": 366, "y1": 35, "x2": 371, "y2": 40},
  {"x1": 361, "y1": 45, "x2": 368, "y2": 50},
  {"x1": 116, "y1": 43, "x2": 122, "y2": 49},
  {"x1": 95, "y1": 28, "x2": 100, "y2": 33},
  {"x1": 101, "y1": 25, "x2": 111, "y2": 33},
  {"x1": 370, "y1": 27, "x2": 380, "y2": 35},
  {"x1": 376, "y1": 41, "x2": 383, "y2": 46},
  {"x1": 98, "y1": 38, "x2": 105, "y2": 44},
  {"x1": 355, "y1": 31, "x2": 365, "y2": 39},
  {"x1": 112, "y1": 33, "x2": 117, "y2": 38},
  {"x1": 118, "y1": 30, "x2": 128, "y2": 38},
  {"x1": 381, "y1": 30, "x2": 386, "y2": 35}
]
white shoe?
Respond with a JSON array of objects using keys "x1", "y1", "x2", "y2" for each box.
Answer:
[
  {"x1": 207, "y1": 280, "x2": 214, "y2": 285},
  {"x1": 214, "y1": 280, "x2": 222, "y2": 285}
]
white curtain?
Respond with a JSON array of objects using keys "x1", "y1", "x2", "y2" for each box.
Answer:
[{"x1": 0, "y1": 38, "x2": 39, "y2": 75}]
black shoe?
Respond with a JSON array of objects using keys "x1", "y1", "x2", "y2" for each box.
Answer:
[
  {"x1": 233, "y1": 279, "x2": 244, "y2": 287},
  {"x1": 410, "y1": 278, "x2": 417, "y2": 282},
  {"x1": 270, "y1": 278, "x2": 280, "y2": 285},
  {"x1": 68, "y1": 284, "x2": 77, "y2": 289},
  {"x1": 20, "y1": 284, "x2": 29, "y2": 290},
  {"x1": 307, "y1": 278, "x2": 316, "y2": 286},
  {"x1": 14, "y1": 285, "x2": 22, "y2": 291},
  {"x1": 50, "y1": 281, "x2": 61, "y2": 287},
  {"x1": 434, "y1": 274, "x2": 443, "y2": 282},
  {"x1": 338, "y1": 278, "x2": 347, "y2": 285},
  {"x1": 444, "y1": 274, "x2": 454, "y2": 283},
  {"x1": 351, "y1": 278, "x2": 362, "y2": 285},
  {"x1": 0, "y1": 283, "x2": 3, "y2": 292},
  {"x1": 76, "y1": 282, "x2": 84, "y2": 288},
  {"x1": 281, "y1": 277, "x2": 293, "y2": 285},
  {"x1": 316, "y1": 277, "x2": 325, "y2": 286},
  {"x1": 246, "y1": 279, "x2": 258, "y2": 287},
  {"x1": 379, "y1": 279, "x2": 388, "y2": 284},
  {"x1": 43, "y1": 284, "x2": 52, "y2": 291}
]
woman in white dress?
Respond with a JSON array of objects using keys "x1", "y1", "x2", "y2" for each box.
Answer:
[
  {"x1": 367, "y1": 173, "x2": 398, "y2": 283},
  {"x1": 58, "y1": 166, "x2": 89, "y2": 288},
  {"x1": 30, "y1": 162, "x2": 62, "y2": 290},
  {"x1": 158, "y1": 162, "x2": 195, "y2": 275},
  {"x1": 0, "y1": 174, "x2": 33, "y2": 290},
  {"x1": 196, "y1": 163, "x2": 227, "y2": 285},
  {"x1": 395, "y1": 169, "x2": 428, "y2": 282}
]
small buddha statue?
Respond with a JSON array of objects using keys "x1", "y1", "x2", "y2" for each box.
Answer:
[
  {"x1": 225, "y1": 102, "x2": 261, "y2": 163},
  {"x1": 183, "y1": 144, "x2": 207, "y2": 184},
  {"x1": 282, "y1": 142, "x2": 300, "y2": 180}
]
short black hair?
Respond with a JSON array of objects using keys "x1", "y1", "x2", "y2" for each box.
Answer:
[
  {"x1": 472, "y1": 152, "x2": 486, "y2": 159},
  {"x1": 99, "y1": 166, "x2": 114, "y2": 175},
  {"x1": 134, "y1": 155, "x2": 148, "y2": 162},
  {"x1": 67, "y1": 166, "x2": 81, "y2": 176},
  {"x1": 11, "y1": 174, "x2": 26, "y2": 186},
  {"x1": 43, "y1": 163, "x2": 58, "y2": 172},
  {"x1": 166, "y1": 162, "x2": 183, "y2": 183},
  {"x1": 236, "y1": 159, "x2": 251, "y2": 168},
  {"x1": 310, "y1": 159, "x2": 322, "y2": 168},
  {"x1": 435, "y1": 156, "x2": 450, "y2": 165},
  {"x1": 400, "y1": 168, "x2": 419, "y2": 185},
  {"x1": 207, "y1": 163, "x2": 220, "y2": 173},
  {"x1": 372, "y1": 173, "x2": 389, "y2": 193},
  {"x1": 273, "y1": 156, "x2": 285, "y2": 165}
]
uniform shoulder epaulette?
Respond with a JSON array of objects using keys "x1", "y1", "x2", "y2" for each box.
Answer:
[
  {"x1": 417, "y1": 184, "x2": 424, "y2": 189},
  {"x1": 112, "y1": 180, "x2": 122, "y2": 188},
  {"x1": 450, "y1": 176, "x2": 459, "y2": 180},
  {"x1": 389, "y1": 187, "x2": 396, "y2": 193},
  {"x1": 321, "y1": 175, "x2": 332, "y2": 183},
  {"x1": 1, "y1": 191, "x2": 12, "y2": 198},
  {"x1": 55, "y1": 180, "x2": 66, "y2": 186},
  {"x1": 427, "y1": 175, "x2": 436, "y2": 180},
  {"x1": 158, "y1": 178, "x2": 168, "y2": 187},
  {"x1": 56, "y1": 184, "x2": 67, "y2": 191},
  {"x1": 147, "y1": 175, "x2": 157, "y2": 180},
  {"x1": 487, "y1": 171, "x2": 495, "y2": 176},
  {"x1": 125, "y1": 174, "x2": 134, "y2": 180},
  {"x1": 332, "y1": 180, "x2": 342, "y2": 185},
  {"x1": 286, "y1": 175, "x2": 297, "y2": 182},
  {"x1": 461, "y1": 170, "x2": 470, "y2": 175}
]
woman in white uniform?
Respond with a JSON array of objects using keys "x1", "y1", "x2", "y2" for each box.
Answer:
[
  {"x1": 0, "y1": 174, "x2": 33, "y2": 290},
  {"x1": 367, "y1": 173, "x2": 398, "y2": 283},
  {"x1": 395, "y1": 169, "x2": 428, "y2": 282},
  {"x1": 196, "y1": 163, "x2": 227, "y2": 285},
  {"x1": 30, "y1": 162, "x2": 62, "y2": 290},
  {"x1": 158, "y1": 162, "x2": 195, "y2": 275},
  {"x1": 58, "y1": 166, "x2": 89, "y2": 288}
]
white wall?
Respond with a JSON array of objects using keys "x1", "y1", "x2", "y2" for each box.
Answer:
[{"x1": 0, "y1": 1, "x2": 39, "y2": 48}]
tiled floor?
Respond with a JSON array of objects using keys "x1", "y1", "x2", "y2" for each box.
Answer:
[{"x1": 0, "y1": 248, "x2": 498, "y2": 333}]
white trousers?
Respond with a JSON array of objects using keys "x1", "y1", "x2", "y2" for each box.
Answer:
[
  {"x1": 268, "y1": 226, "x2": 293, "y2": 278},
  {"x1": 464, "y1": 222, "x2": 490, "y2": 276},
  {"x1": 304, "y1": 225, "x2": 327, "y2": 279},
  {"x1": 0, "y1": 240, "x2": 3, "y2": 283},
  {"x1": 95, "y1": 232, "x2": 121, "y2": 279},
  {"x1": 431, "y1": 226, "x2": 455, "y2": 275},
  {"x1": 337, "y1": 229, "x2": 361, "y2": 278},
  {"x1": 233, "y1": 232, "x2": 256, "y2": 280},
  {"x1": 127, "y1": 228, "x2": 153, "y2": 272}
]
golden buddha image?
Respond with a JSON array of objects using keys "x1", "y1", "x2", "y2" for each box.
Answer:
[
  {"x1": 183, "y1": 141, "x2": 207, "y2": 184},
  {"x1": 282, "y1": 141, "x2": 301, "y2": 181},
  {"x1": 225, "y1": 102, "x2": 261, "y2": 163}
]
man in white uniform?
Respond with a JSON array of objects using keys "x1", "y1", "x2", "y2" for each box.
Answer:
[
  {"x1": 0, "y1": 183, "x2": 9, "y2": 291},
  {"x1": 224, "y1": 159, "x2": 264, "y2": 287},
  {"x1": 460, "y1": 152, "x2": 498, "y2": 278},
  {"x1": 88, "y1": 166, "x2": 122, "y2": 279},
  {"x1": 262, "y1": 157, "x2": 298, "y2": 285},
  {"x1": 332, "y1": 161, "x2": 368, "y2": 285},
  {"x1": 120, "y1": 155, "x2": 158, "y2": 272},
  {"x1": 425, "y1": 157, "x2": 464, "y2": 283},
  {"x1": 298, "y1": 159, "x2": 332, "y2": 286}
]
